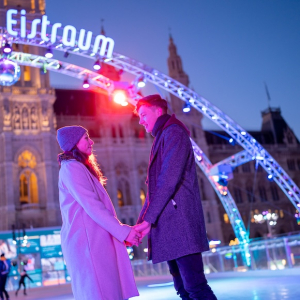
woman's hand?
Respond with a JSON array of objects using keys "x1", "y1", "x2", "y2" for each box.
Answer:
[
  {"x1": 125, "y1": 228, "x2": 142, "y2": 247},
  {"x1": 135, "y1": 221, "x2": 151, "y2": 243}
]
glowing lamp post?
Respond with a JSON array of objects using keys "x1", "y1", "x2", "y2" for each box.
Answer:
[{"x1": 113, "y1": 90, "x2": 128, "y2": 106}]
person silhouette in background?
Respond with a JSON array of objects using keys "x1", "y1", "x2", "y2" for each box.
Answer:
[
  {"x1": 15, "y1": 269, "x2": 33, "y2": 296},
  {"x1": 0, "y1": 253, "x2": 10, "y2": 300}
]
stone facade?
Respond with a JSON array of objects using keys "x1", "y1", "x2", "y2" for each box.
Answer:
[
  {"x1": 0, "y1": 0, "x2": 299, "y2": 251},
  {"x1": 0, "y1": 0, "x2": 60, "y2": 231},
  {"x1": 206, "y1": 108, "x2": 300, "y2": 243}
]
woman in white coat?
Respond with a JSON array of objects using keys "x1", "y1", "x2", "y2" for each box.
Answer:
[{"x1": 57, "y1": 125, "x2": 140, "y2": 300}]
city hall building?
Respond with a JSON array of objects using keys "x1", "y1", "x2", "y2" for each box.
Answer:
[{"x1": 0, "y1": 0, "x2": 299, "y2": 253}]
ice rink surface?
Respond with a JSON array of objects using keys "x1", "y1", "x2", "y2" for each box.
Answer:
[{"x1": 6, "y1": 268, "x2": 300, "y2": 300}]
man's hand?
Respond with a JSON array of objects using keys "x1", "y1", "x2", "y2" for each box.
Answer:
[
  {"x1": 135, "y1": 221, "x2": 151, "y2": 243},
  {"x1": 125, "y1": 228, "x2": 142, "y2": 247}
]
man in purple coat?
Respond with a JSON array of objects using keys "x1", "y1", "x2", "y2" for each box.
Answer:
[{"x1": 135, "y1": 95, "x2": 217, "y2": 300}]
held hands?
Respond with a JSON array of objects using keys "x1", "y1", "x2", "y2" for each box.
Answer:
[
  {"x1": 134, "y1": 221, "x2": 151, "y2": 243},
  {"x1": 125, "y1": 228, "x2": 142, "y2": 247},
  {"x1": 124, "y1": 221, "x2": 151, "y2": 247}
]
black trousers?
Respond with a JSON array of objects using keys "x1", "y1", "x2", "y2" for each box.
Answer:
[
  {"x1": 167, "y1": 253, "x2": 217, "y2": 300},
  {"x1": 16, "y1": 281, "x2": 27, "y2": 295},
  {"x1": 0, "y1": 275, "x2": 9, "y2": 300}
]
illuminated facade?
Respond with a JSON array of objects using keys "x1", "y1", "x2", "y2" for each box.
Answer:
[
  {"x1": 206, "y1": 108, "x2": 300, "y2": 242},
  {"x1": 0, "y1": 0, "x2": 61, "y2": 230},
  {"x1": 0, "y1": 0, "x2": 299, "y2": 251}
]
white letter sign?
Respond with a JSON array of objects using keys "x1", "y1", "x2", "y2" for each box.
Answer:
[{"x1": 6, "y1": 9, "x2": 115, "y2": 58}]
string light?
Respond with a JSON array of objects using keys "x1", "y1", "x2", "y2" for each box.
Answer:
[
  {"x1": 45, "y1": 47, "x2": 53, "y2": 58},
  {"x1": 93, "y1": 59, "x2": 101, "y2": 70},
  {"x1": 83, "y1": 78, "x2": 89, "y2": 89}
]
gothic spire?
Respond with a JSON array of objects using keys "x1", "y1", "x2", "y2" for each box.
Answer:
[
  {"x1": 167, "y1": 34, "x2": 189, "y2": 87},
  {"x1": 101, "y1": 19, "x2": 105, "y2": 35}
]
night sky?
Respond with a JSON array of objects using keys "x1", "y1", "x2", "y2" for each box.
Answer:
[{"x1": 46, "y1": 0, "x2": 300, "y2": 138}]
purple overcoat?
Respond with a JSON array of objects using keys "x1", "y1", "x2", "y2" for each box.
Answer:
[
  {"x1": 138, "y1": 114, "x2": 209, "y2": 264},
  {"x1": 58, "y1": 159, "x2": 139, "y2": 300}
]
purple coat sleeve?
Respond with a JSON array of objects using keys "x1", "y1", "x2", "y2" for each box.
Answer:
[{"x1": 61, "y1": 161, "x2": 131, "y2": 243}]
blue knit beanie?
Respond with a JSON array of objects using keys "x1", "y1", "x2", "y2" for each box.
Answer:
[{"x1": 57, "y1": 125, "x2": 87, "y2": 152}]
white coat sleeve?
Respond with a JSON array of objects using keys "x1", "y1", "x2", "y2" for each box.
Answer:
[{"x1": 61, "y1": 161, "x2": 131, "y2": 243}]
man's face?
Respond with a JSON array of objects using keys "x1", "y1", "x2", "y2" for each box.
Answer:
[{"x1": 138, "y1": 105, "x2": 162, "y2": 133}]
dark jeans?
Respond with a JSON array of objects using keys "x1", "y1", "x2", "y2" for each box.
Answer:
[
  {"x1": 16, "y1": 282, "x2": 27, "y2": 295},
  {"x1": 167, "y1": 253, "x2": 217, "y2": 300},
  {"x1": 0, "y1": 275, "x2": 9, "y2": 300}
]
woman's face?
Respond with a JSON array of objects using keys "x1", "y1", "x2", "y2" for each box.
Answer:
[{"x1": 76, "y1": 132, "x2": 94, "y2": 156}]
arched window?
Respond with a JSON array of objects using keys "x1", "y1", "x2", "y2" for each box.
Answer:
[
  {"x1": 117, "y1": 190, "x2": 124, "y2": 207},
  {"x1": 223, "y1": 213, "x2": 229, "y2": 224},
  {"x1": 19, "y1": 170, "x2": 38, "y2": 205},
  {"x1": 31, "y1": 0, "x2": 35, "y2": 10},
  {"x1": 24, "y1": 66, "x2": 31, "y2": 82},
  {"x1": 140, "y1": 189, "x2": 146, "y2": 206},
  {"x1": 30, "y1": 172, "x2": 38, "y2": 203},
  {"x1": 117, "y1": 178, "x2": 132, "y2": 206},
  {"x1": 18, "y1": 150, "x2": 37, "y2": 168},
  {"x1": 39, "y1": 0, "x2": 45, "y2": 12},
  {"x1": 125, "y1": 181, "x2": 132, "y2": 205},
  {"x1": 20, "y1": 173, "x2": 28, "y2": 204},
  {"x1": 18, "y1": 151, "x2": 38, "y2": 205}
]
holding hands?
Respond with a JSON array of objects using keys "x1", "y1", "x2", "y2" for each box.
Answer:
[
  {"x1": 124, "y1": 221, "x2": 151, "y2": 246},
  {"x1": 125, "y1": 228, "x2": 142, "y2": 247},
  {"x1": 134, "y1": 221, "x2": 151, "y2": 241}
]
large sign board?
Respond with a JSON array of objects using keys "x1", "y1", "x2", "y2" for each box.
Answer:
[
  {"x1": 6, "y1": 9, "x2": 115, "y2": 57},
  {"x1": 0, "y1": 228, "x2": 67, "y2": 288}
]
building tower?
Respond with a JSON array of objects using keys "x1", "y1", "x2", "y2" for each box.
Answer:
[
  {"x1": 0, "y1": 0, "x2": 61, "y2": 230},
  {"x1": 167, "y1": 35, "x2": 223, "y2": 242}
]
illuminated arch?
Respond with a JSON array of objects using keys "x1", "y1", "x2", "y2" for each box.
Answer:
[
  {"x1": 117, "y1": 189, "x2": 124, "y2": 207},
  {"x1": 117, "y1": 178, "x2": 132, "y2": 206},
  {"x1": 2, "y1": 23, "x2": 300, "y2": 266},
  {"x1": 15, "y1": 145, "x2": 41, "y2": 164},
  {"x1": 18, "y1": 150, "x2": 37, "y2": 169}
]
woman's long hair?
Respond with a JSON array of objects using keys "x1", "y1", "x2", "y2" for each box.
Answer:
[{"x1": 58, "y1": 147, "x2": 107, "y2": 185}]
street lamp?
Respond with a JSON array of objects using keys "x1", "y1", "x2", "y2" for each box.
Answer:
[{"x1": 253, "y1": 210, "x2": 278, "y2": 237}]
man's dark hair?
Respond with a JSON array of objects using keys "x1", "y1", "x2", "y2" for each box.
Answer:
[{"x1": 134, "y1": 94, "x2": 168, "y2": 114}]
